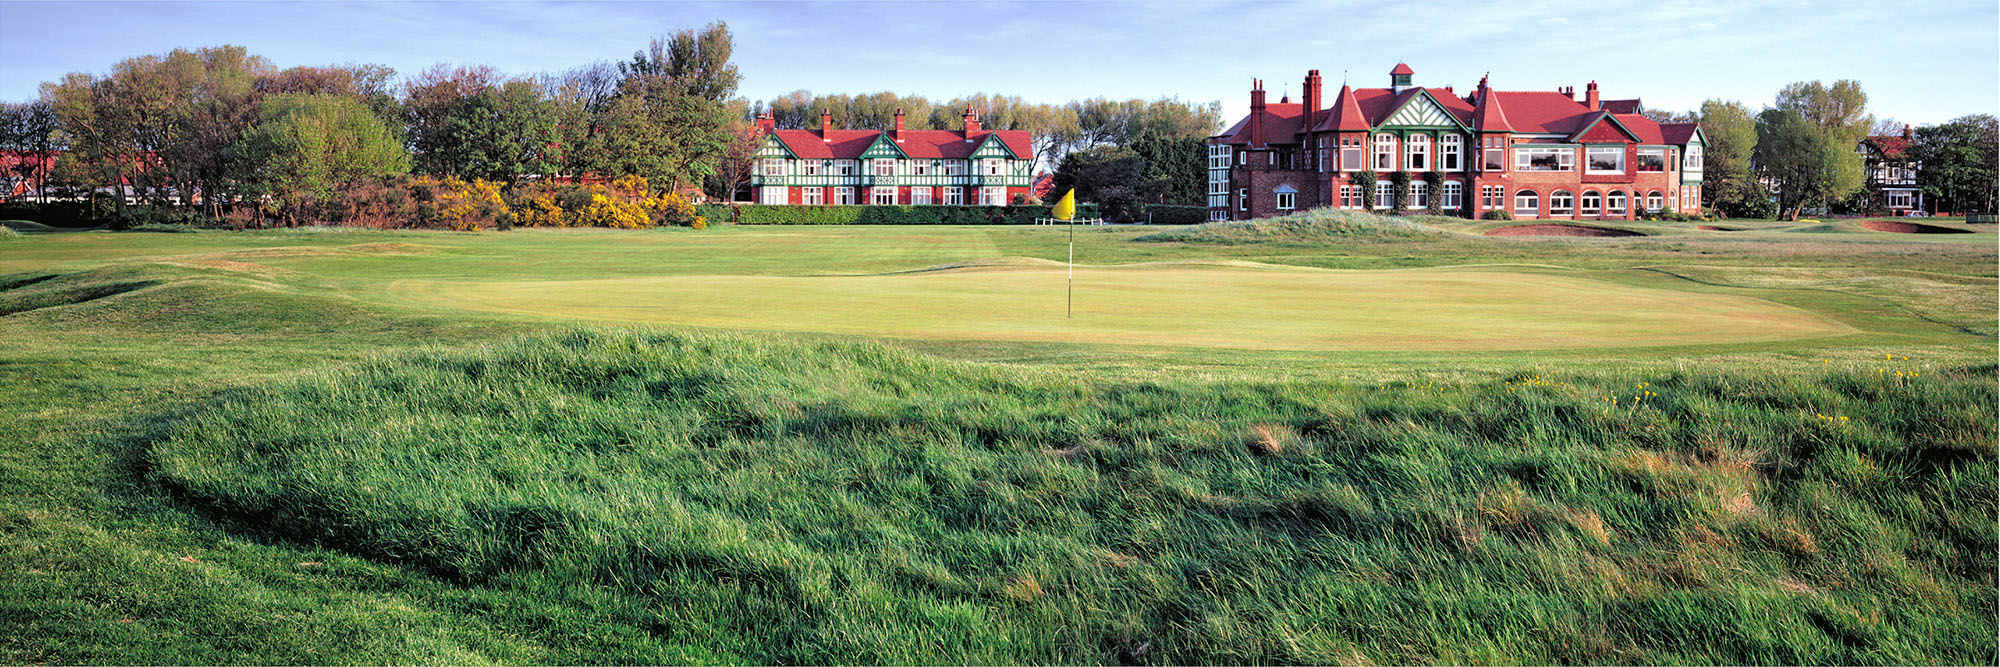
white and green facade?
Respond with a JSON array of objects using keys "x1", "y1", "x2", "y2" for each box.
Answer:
[{"x1": 751, "y1": 109, "x2": 1035, "y2": 206}]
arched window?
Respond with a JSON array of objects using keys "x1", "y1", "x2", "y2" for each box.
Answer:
[
  {"x1": 1439, "y1": 134, "x2": 1463, "y2": 171},
  {"x1": 1668, "y1": 188, "x2": 1678, "y2": 211},
  {"x1": 1406, "y1": 134, "x2": 1430, "y2": 171},
  {"x1": 1550, "y1": 189, "x2": 1574, "y2": 215},
  {"x1": 1513, "y1": 190, "x2": 1540, "y2": 217},
  {"x1": 1646, "y1": 191, "x2": 1664, "y2": 212},
  {"x1": 1607, "y1": 191, "x2": 1627, "y2": 215},
  {"x1": 1581, "y1": 190, "x2": 1601, "y2": 216},
  {"x1": 1441, "y1": 181, "x2": 1463, "y2": 210},
  {"x1": 1374, "y1": 134, "x2": 1397, "y2": 170}
]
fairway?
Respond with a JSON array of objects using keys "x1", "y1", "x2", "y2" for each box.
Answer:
[{"x1": 394, "y1": 261, "x2": 1853, "y2": 351}]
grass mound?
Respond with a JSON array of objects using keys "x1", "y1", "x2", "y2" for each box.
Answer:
[
  {"x1": 145, "y1": 329, "x2": 1997, "y2": 664},
  {"x1": 1137, "y1": 208, "x2": 1444, "y2": 244}
]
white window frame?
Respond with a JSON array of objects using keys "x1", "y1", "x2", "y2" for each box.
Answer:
[
  {"x1": 1549, "y1": 190, "x2": 1574, "y2": 216},
  {"x1": 1238, "y1": 188, "x2": 1248, "y2": 211},
  {"x1": 802, "y1": 187, "x2": 823, "y2": 205},
  {"x1": 984, "y1": 159, "x2": 1004, "y2": 176},
  {"x1": 1636, "y1": 149, "x2": 1666, "y2": 172},
  {"x1": 1276, "y1": 191, "x2": 1296, "y2": 210},
  {"x1": 943, "y1": 187, "x2": 963, "y2": 205},
  {"x1": 943, "y1": 160, "x2": 966, "y2": 176},
  {"x1": 761, "y1": 159, "x2": 785, "y2": 176},
  {"x1": 1581, "y1": 190, "x2": 1601, "y2": 215},
  {"x1": 1645, "y1": 191, "x2": 1663, "y2": 212},
  {"x1": 980, "y1": 186, "x2": 1005, "y2": 206},
  {"x1": 1515, "y1": 146, "x2": 1574, "y2": 172},
  {"x1": 1607, "y1": 191, "x2": 1627, "y2": 214},
  {"x1": 1685, "y1": 145, "x2": 1703, "y2": 171},
  {"x1": 835, "y1": 187, "x2": 855, "y2": 205},
  {"x1": 1887, "y1": 191, "x2": 1912, "y2": 208},
  {"x1": 910, "y1": 186, "x2": 931, "y2": 205},
  {"x1": 1341, "y1": 137, "x2": 1363, "y2": 171},
  {"x1": 834, "y1": 160, "x2": 857, "y2": 176},
  {"x1": 1375, "y1": 181, "x2": 1394, "y2": 209},
  {"x1": 873, "y1": 158, "x2": 895, "y2": 177},
  {"x1": 1440, "y1": 134, "x2": 1462, "y2": 171},
  {"x1": 1441, "y1": 181, "x2": 1462, "y2": 210},
  {"x1": 1482, "y1": 185, "x2": 1502, "y2": 209},
  {"x1": 1409, "y1": 181, "x2": 1428, "y2": 209},
  {"x1": 871, "y1": 186, "x2": 897, "y2": 205},
  {"x1": 1514, "y1": 190, "x2": 1539, "y2": 217},
  {"x1": 1585, "y1": 147, "x2": 1625, "y2": 174},
  {"x1": 1373, "y1": 134, "x2": 1397, "y2": 170},
  {"x1": 912, "y1": 161, "x2": 931, "y2": 176},
  {"x1": 802, "y1": 160, "x2": 822, "y2": 176},
  {"x1": 760, "y1": 186, "x2": 788, "y2": 205},
  {"x1": 1483, "y1": 136, "x2": 1506, "y2": 171},
  {"x1": 1406, "y1": 134, "x2": 1430, "y2": 171}
]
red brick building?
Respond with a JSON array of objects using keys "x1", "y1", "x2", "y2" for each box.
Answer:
[
  {"x1": 749, "y1": 107, "x2": 1035, "y2": 206},
  {"x1": 1207, "y1": 64, "x2": 1706, "y2": 221}
]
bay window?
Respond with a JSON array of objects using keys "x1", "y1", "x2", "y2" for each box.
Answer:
[
  {"x1": 1406, "y1": 134, "x2": 1430, "y2": 171},
  {"x1": 872, "y1": 186, "x2": 897, "y2": 205},
  {"x1": 980, "y1": 186, "x2": 1005, "y2": 205},
  {"x1": 911, "y1": 187, "x2": 931, "y2": 205},
  {"x1": 1636, "y1": 149, "x2": 1666, "y2": 172},
  {"x1": 802, "y1": 187, "x2": 823, "y2": 205},
  {"x1": 1483, "y1": 136, "x2": 1507, "y2": 171},
  {"x1": 1685, "y1": 145, "x2": 1703, "y2": 171},
  {"x1": 760, "y1": 186, "x2": 788, "y2": 205},
  {"x1": 1440, "y1": 134, "x2": 1463, "y2": 171},
  {"x1": 943, "y1": 187, "x2": 963, "y2": 205},
  {"x1": 1373, "y1": 134, "x2": 1396, "y2": 170},
  {"x1": 1586, "y1": 147, "x2": 1624, "y2": 174},
  {"x1": 1515, "y1": 146, "x2": 1574, "y2": 171},
  {"x1": 1341, "y1": 137, "x2": 1363, "y2": 170},
  {"x1": 835, "y1": 187, "x2": 855, "y2": 205}
]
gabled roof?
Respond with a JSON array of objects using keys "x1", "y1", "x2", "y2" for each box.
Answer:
[
  {"x1": 766, "y1": 128, "x2": 1032, "y2": 160},
  {"x1": 1861, "y1": 135, "x2": 1911, "y2": 159},
  {"x1": 1214, "y1": 102, "x2": 1306, "y2": 145},
  {"x1": 1660, "y1": 122, "x2": 1702, "y2": 146},
  {"x1": 1304, "y1": 87, "x2": 1472, "y2": 133},
  {"x1": 1566, "y1": 111, "x2": 1642, "y2": 143}
]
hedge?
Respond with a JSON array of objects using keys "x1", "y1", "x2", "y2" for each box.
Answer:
[{"x1": 696, "y1": 203, "x2": 1101, "y2": 225}]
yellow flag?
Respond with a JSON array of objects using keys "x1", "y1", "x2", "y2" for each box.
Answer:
[{"x1": 1053, "y1": 189, "x2": 1075, "y2": 221}]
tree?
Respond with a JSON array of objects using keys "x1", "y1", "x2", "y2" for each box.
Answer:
[
  {"x1": 1050, "y1": 145, "x2": 1157, "y2": 222},
  {"x1": 619, "y1": 21, "x2": 740, "y2": 102},
  {"x1": 1912, "y1": 114, "x2": 1998, "y2": 215},
  {"x1": 1128, "y1": 135, "x2": 1204, "y2": 206},
  {"x1": 1697, "y1": 99, "x2": 1766, "y2": 217},
  {"x1": 1754, "y1": 80, "x2": 1871, "y2": 220},
  {"x1": 591, "y1": 24, "x2": 741, "y2": 190},
  {"x1": 0, "y1": 101, "x2": 61, "y2": 202},
  {"x1": 232, "y1": 93, "x2": 409, "y2": 225}
]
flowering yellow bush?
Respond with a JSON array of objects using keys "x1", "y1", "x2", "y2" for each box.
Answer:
[
  {"x1": 499, "y1": 174, "x2": 708, "y2": 230},
  {"x1": 414, "y1": 176, "x2": 509, "y2": 230},
  {"x1": 513, "y1": 190, "x2": 566, "y2": 228}
]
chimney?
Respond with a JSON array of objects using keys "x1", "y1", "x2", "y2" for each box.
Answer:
[
  {"x1": 1560, "y1": 86, "x2": 1573, "y2": 100},
  {"x1": 1303, "y1": 69, "x2": 1323, "y2": 127},
  {"x1": 1249, "y1": 78, "x2": 1267, "y2": 146},
  {"x1": 962, "y1": 105, "x2": 980, "y2": 133},
  {"x1": 756, "y1": 111, "x2": 774, "y2": 134},
  {"x1": 893, "y1": 108, "x2": 905, "y2": 142},
  {"x1": 1902, "y1": 124, "x2": 1913, "y2": 140},
  {"x1": 820, "y1": 110, "x2": 833, "y2": 137},
  {"x1": 1585, "y1": 81, "x2": 1600, "y2": 111}
]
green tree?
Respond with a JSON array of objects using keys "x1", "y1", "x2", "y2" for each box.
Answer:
[
  {"x1": 1696, "y1": 99, "x2": 1767, "y2": 217},
  {"x1": 592, "y1": 24, "x2": 741, "y2": 190},
  {"x1": 1754, "y1": 80, "x2": 1871, "y2": 220},
  {"x1": 1912, "y1": 115, "x2": 1998, "y2": 215},
  {"x1": 1128, "y1": 136, "x2": 1205, "y2": 206},
  {"x1": 1050, "y1": 145, "x2": 1156, "y2": 222},
  {"x1": 232, "y1": 93, "x2": 409, "y2": 225}
]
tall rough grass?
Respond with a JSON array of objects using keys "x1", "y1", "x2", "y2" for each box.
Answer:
[
  {"x1": 146, "y1": 329, "x2": 1997, "y2": 664},
  {"x1": 1138, "y1": 208, "x2": 1448, "y2": 244}
]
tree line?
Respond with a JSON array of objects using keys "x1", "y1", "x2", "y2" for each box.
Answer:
[{"x1": 1648, "y1": 81, "x2": 1995, "y2": 219}]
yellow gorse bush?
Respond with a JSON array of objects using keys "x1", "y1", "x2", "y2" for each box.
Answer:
[{"x1": 511, "y1": 174, "x2": 706, "y2": 229}]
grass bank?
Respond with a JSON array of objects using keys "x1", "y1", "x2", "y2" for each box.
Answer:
[{"x1": 141, "y1": 329, "x2": 1996, "y2": 664}]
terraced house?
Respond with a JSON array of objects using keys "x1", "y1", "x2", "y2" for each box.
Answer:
[
  {"x1": 750, "y1": 107, "x2": 1035, "y2": 206},
  {"x1": 1207, "y1": 64, "x2": 1706, "y2": 221}
]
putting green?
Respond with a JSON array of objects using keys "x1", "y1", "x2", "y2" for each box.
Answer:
[{"x1": 392, "y1": 262, "x2": 1853, "y2": 351}]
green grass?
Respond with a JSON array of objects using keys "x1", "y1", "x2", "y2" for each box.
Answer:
[{"x1": 0, "y1": 213, "x2": 1993, "y2": 664}]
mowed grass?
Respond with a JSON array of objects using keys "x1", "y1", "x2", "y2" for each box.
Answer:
[
  {"x1": 396, "y1": 263, "x2": 1850, "y2": 351},
  {"x1": 0, "y1": 214, "x2": 1994, "y2": 664}
]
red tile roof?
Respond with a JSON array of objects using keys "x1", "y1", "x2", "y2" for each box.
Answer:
[
  {"x1": 1216, "y1": 103, "x2": 1306, "y2": 145},
  {"x1": 1659, "y1": 122, "x2": 1701, "y2": 146},
  {"x1": 1862, "y1": 135, "x2": 1911, "y2": 159},
  {"x1": 1390, "y1": 63, "x2": 1414, "y2": 76},
  {"x1": 1601, "y1": 99, "x2": 1643, "y2": 114},
  {"x1": 768, "y1": 128, "x2": 1032, "y2": 160}
]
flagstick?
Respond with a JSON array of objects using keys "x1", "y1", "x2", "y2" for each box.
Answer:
[{"x1": 1066, "y1": 219, "x2": 1073, "y2": 319}]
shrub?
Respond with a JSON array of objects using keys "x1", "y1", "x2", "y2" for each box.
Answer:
[
  {"x1": 730, "y1": 204, "x2": 1095, "y2": 225},
  {"x1": 1482, "y1": 209, "x2": 1514, "y2": 221}
]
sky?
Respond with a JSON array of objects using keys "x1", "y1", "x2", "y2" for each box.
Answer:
[{"x1": 3, "y1": 0, "x2": 1995, "y2": 127}]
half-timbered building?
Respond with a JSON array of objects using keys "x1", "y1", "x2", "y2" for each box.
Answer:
[{"x1": 750, "y1": 107, "x2": 1035, "y2": 206}]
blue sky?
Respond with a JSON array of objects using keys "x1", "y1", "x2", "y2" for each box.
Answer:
[{"x1": 3, "y1": 1, "x2": 1994, "y2": 126}]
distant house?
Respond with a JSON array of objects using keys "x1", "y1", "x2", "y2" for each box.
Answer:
[
  {"x1": 748, "y1": 107, "x2": 1035, "y2": 206},
  {"x1": 1857, "y1": 127, "x2": 1922, "y2": 215},
  {"x1": 1207, "y1": 63, "x2": 1706, "y2": 221}
]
